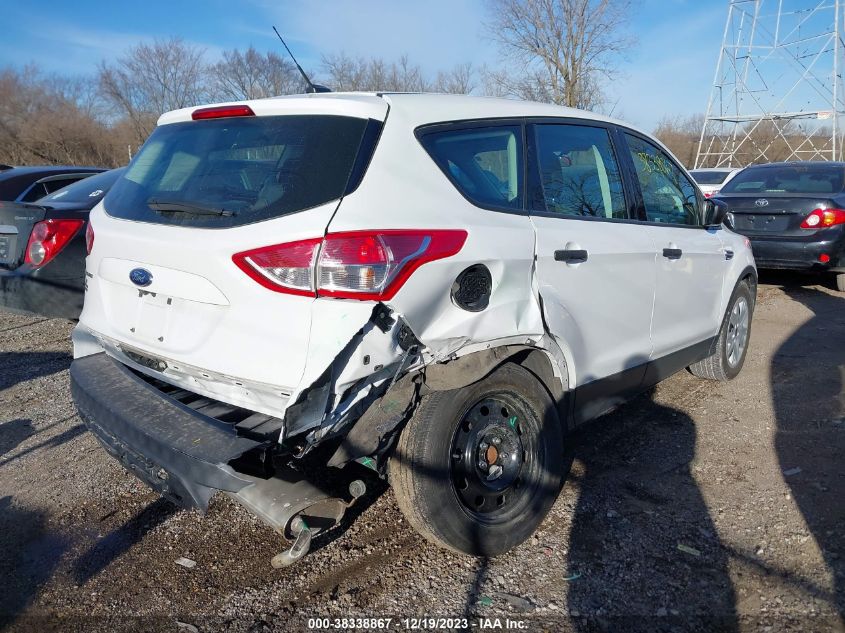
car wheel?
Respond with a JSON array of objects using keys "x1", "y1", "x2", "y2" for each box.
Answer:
[
  {"x1": 688, "y1": 280, "x2": 753, "y2": 381},
  {"x1": 835, "y1": 272, "x2": 845, "y2": 293},
  {"x1": 388, "y1": 363, "x2": 564, "y2": 556}
]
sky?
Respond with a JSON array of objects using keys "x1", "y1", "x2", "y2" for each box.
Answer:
[{"x1": 0, "y1": 0, "x2": 730, "y2": 131}]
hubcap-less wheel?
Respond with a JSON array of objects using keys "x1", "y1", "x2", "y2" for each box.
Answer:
[
  {"x1": 450, "y1": 394, "x2": 539, "y2": 522},
  {"x1": 726, "y1": 296, "x2": 749, "y2": 367}
]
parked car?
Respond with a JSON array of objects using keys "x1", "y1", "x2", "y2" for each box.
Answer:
[
  {"x1": 690, "y1": 167, "x2": 742, "y2": 197},
  {"x1": 0, "y1": 168, "x2": 124, "y2": 319},
  {"x1": 713, "y1": 161, "x2": 845, "y2": 291},
  {"x1": 70, "y1": 94, "x2": 756, "y2": 564},
  {"x1": 0, "y1": 165, "x2": 104, "y2": 203}
]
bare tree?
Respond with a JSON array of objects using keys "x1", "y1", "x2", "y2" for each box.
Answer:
[
  {"x1": 210, "y1": 47, "x2": 304, "y2": 101},
  {"x1": 433, "y1": 63, "x2": 476, "y2": 94},
  {"x1": 321, "y1": 53, "x2": 430, "y2": 92},
  {"x1": 0, "y1": 65, "x2": 128, "y2": 167},
  {"x1": 484, "y1": 0, "x2": 635, "y2": 110},
  {"x1": 99, "y1": 37, "x2": 209, "y2": 145},
  {"x1": 654, "y1": 114, "x2": 705, "y2": 167}
]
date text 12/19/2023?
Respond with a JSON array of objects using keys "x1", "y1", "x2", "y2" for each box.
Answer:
[{"x1": 306, "y1": 617, "x2": 530, "y2": 630}]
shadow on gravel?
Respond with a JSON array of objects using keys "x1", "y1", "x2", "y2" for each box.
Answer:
[
  {"x1": 72, "y1": 498, "x2": 177, "y2": 584},
  {"x1": 0, "y1": 419, "x2": 84, "y2": 468},
  {"x1": 772, "y1": 284, "x2": 845, "y2": 621},
  {"x1": 0, "y1": 418, "x2": 35, "y2": 456},
  {"x1": 0, "y1": 495, "x2": 68, "y2": 630},
  {"x1": 565, "y1": 391, "x2": 738, "y2": 631},
  {"x1": 0, "y1": 351, "x2": 72, "y2": 391}
]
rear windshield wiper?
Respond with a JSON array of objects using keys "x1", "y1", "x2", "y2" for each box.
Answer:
[{"x1": 147, "y1": 199, "x2": 235, "y2": 217}]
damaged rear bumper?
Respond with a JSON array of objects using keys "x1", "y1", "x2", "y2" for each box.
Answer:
[
  {"x1": 71, "y1": 353, "x2": 351, "y2": 537},
  {"x1": 71, "y1": 353, "x2": 265, "y2": 510}
]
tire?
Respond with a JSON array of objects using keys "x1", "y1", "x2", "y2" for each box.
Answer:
[
  {"x1": 688, "y1": 280, "x2": 753, "y2": 381},
  {"x1": 388, "y1": 363, "x2": 564, "y2": 557},
  {"x1": 835, "y1": 272, "x2": 845, "y2": 293}
]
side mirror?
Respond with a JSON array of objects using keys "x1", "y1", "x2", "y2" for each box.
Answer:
[{"x1": 703, "y1": 198, "x2": 729, "y2": 227}]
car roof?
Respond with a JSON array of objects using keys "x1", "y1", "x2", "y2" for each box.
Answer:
[
  {"x1": 155, "y1": 92, "x2": 690, "y2": 169},
  {"x1": 691, "y1": 167, "x2": 739, "y2": 172},
  {"x1": 158, "y1": 91, "x2": 648, "y2": 136}
]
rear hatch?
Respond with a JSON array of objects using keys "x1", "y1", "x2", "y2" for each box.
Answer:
[
  {"x1": 718, "y1": 193, "x2": 835, "y2": 238},
  {"x1": 79, "y1": 97, "x2": 388, "y2": 417}
]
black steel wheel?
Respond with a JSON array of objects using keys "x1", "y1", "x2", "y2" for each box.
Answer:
[
  {"x1": 389, "y1": 363, "x2": 565, "y2": 556},
  {"x1": 450, "y1": 394, "x2": 541, "y2": 523}
]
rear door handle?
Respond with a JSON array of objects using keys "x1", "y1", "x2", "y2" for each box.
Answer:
[
  {"x1": 554, "y1": 249, "x2": 589, "y2": 263},
  {"x1": 662, "y1": 248, "x2": 683, "y2": 260},
  {"x1": 724, "y1": 249, "x2": 734, "y2": 260}
]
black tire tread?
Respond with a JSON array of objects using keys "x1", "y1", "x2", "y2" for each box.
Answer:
[{"x1": 389, "y1": 390, "x2": 459, "y2": 553}]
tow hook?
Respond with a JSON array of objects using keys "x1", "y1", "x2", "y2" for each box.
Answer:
[{"x1": 270, "y1": 479, "x2": 368, "y2": 568}]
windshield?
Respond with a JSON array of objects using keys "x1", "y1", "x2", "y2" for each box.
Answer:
[
  {"x1": 690, "y1": 170, "x2": 732, "y2": 185},
  {"x1": 37, "y1": 168, "x2": 125, "y2": 205},
  {"x1": 104, "y1": 115, "x2": 372, "y2": 228},
  {"x1": 720, "y1": 164, "x2": 844, "y2": 194}
]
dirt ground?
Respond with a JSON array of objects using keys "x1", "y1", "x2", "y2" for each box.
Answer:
[{"x1": 0, "y1": 272, "x2": 843, "y2": 633}]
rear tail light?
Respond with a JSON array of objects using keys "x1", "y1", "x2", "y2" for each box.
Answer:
[
  {"x1": 25, "y1": 219, "x2": 84, "y2": 267},
  {"x1": 232, "y1": 237, "x2": 321, "y2": 296},
  {"x1": 800, "y1": 208, "x2": 845, "y2": 229},
  {"x1": 85, "y1": 222, "x2": 94, "y2": 255},
  {"x1": 233, "y1": 230, "x2": 468, "y2": 300}
]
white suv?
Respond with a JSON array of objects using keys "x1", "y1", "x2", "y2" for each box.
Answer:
[{"x1": 70, "y1": 93, "x2": 756, "y2": 564}]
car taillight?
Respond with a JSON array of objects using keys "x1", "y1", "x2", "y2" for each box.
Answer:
[
  {"x1": 233, "y1": 230, "x2": 468, "y2": 300},
  {"x1": 800, "y1": 208, "x2": 845, "y2": 229},
  {"x1": 319, "y1": 230, "x2": 467, "y2": 300},
  {"x1": 25, "y1": 219, "x2": 84, "y2": 267},
  {"x1": 232, "y1": 237, "x2": 322, "y2": 296},
  {"x1": 85, "y1": 222, "x2": 94, "y2": 255}
]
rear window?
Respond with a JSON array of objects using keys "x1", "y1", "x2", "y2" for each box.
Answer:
[
  {"x1": 720, "y1": 164, "x2": 845, "y2": 194},
  {"x1": 418, "y1": 125, "x2": 523, "y2": 210},
  {"x1": 38, "y1": 169, "x2": 124, "y2": 205},
  {"x1": 690, "y1": 170, "x2": 731, "y2": 185},
  {"x1": 104, "y1": 115, "x2": 373, "y2": 228}
]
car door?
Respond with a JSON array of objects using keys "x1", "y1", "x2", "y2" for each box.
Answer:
[
  {"x1": 527, "y1": 120, "x2": 657, "y2": 422},
  {"x1": 620, "y1": 132, "x2": 727, "y2": 363}
]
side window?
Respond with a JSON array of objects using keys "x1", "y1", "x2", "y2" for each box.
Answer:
[
  {"x1": 532, "y1": 124, "x2": 627, "y2": 218},
  {"x1": 625, "y1": 134, "x2": 700, "y2": 226},
  {"x1": 418, "y1": 125, "x2": 522, "y2": 210}
]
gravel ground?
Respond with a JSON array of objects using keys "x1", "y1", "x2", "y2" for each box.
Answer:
[{"x1": 0, "y1": 272, "x2": 843, "y2": 633}]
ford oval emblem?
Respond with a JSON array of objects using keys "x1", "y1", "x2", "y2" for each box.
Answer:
[
  {"x1": 129, "y1": 268, "x2": 153, "y2": 287},
  {"x1": 755, "y1": 198, "x2": 769, "y2": 207}
]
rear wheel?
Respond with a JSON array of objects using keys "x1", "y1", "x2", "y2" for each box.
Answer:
[
  {"x1": 689, "y1": 280, "x2": 753, "y2": 381},
  {"x1": 388, "y1": 363, "x2": 564, "y2": 556}
]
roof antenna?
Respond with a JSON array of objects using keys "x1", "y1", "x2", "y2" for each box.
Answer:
[{"x1": 272, "y1": 26, "x2": 331, "y2": 94}]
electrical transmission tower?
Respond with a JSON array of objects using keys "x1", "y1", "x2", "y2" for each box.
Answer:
[{"x1": 696, "y1": 0, "x2": 845, "y2": 168}]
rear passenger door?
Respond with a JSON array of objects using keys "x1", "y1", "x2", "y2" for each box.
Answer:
[
  {"x1": 527, "y1": 121, "x2": 657, "y2": 420},
  {"x1": 620, "y1": 132, "x2": 727, "y2": 361}
]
